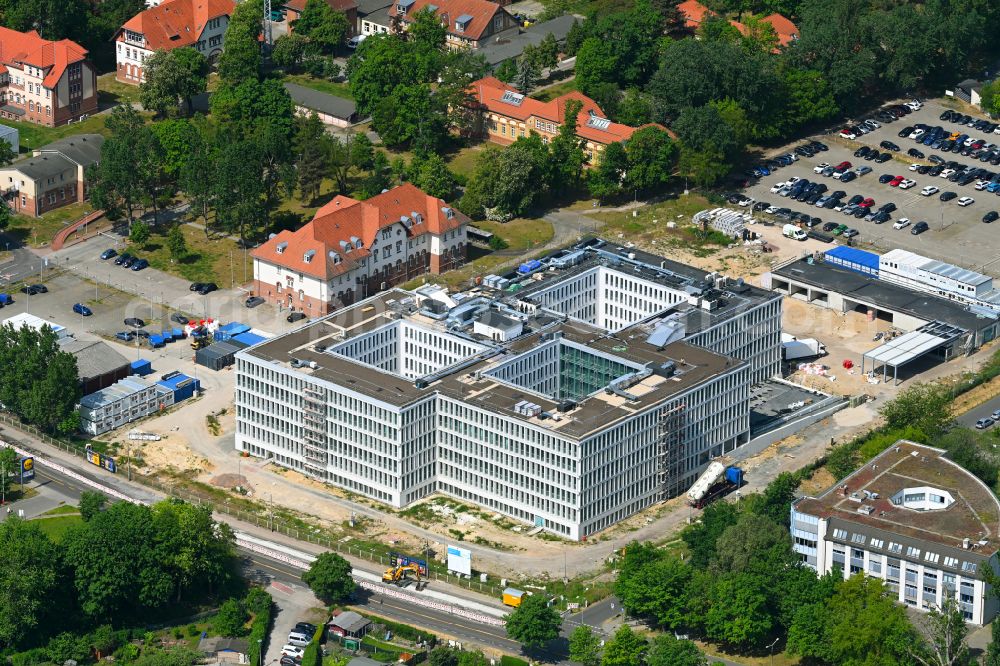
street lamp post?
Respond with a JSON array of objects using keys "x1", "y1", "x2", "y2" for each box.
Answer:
[
  {"x1": 767, "y1": 637, "x2": 779, "y2": 666},
  {"x1": 257, "y1": 639, "x2": 262, "y2": 666}
]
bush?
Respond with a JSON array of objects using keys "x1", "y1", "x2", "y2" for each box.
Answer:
[
  {"x1": 186, "y1": 624, "x2": 200, "y2": 637},
  {"x1": 9, "y1": 648, "x2": 47, "y2": 666},
  {"x1": 246, "y1": 589, "x2": 274, "y2": 666},
  {"x1": 173, "y1": 628, "x2": 184, "y2": 639},
  {"x1": 488, "y1": 235, "x2": 509, "y2": 250},
  {"x1": 214, "y1": 598, "x2": 249, "y2": 637},
  {"x1": 500, "y1": 657, "x2": 530, "y2": 666},
  {"x1": 357, "y1": 612, "x2": 435, "y2": 644}
]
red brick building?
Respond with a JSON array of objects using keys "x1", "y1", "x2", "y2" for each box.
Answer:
[
  {"x1": 0, "y1": 27, "x2": 97, "y2": 127},
  {"x1": 252, "y1": 183, "x2": 468, "y2": 315}
]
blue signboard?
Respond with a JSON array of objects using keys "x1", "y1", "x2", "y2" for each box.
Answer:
[
  {"x1": 85, "y1": 448, "x2": 117, "y2": 474},
  {"x1": 19, "y1": 457, "x2": 33, "y2": 481},
  {"x1": 389, "y1": 552, "x2": 428, "y2": 576}
]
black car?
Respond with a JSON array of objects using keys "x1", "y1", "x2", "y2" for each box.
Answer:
[
  {"x1": 984, "y1": 211, "x2": 999, "y2": 223},
  {"x1": 810, "y1": 141, "x2": 829, "y2": 151},
  {"x1": 929, "y1": 154, "x2": 945, "y2": 165},
  {"x1": 864, "y1": 150, "x2": 879, "y2": 161},
  {"x1": 880, "y1": 202, "x2": 897, "y2": 213},
  {"x1": 911, "y1": 221, "x2": 929, "y2": 234},
  {"x1": 751, "y1": 201, "x2": 769, "y2": 212},
  {"x1": 907, "y1": 148, "x2": 925, "y2": 158},
  {"x1": 124, "y1": 317, "x2": 145, "y2": 328},
  {"x1": 940, "y1": 191, "x2": 958, "y2": 201},
  {"x1": 287, "y1": 312, "x2": 307, "y2": 323},
  {"x1": 114, "y1": 252, "x2": 132, "y2": 266},
  {"x1": 294, "y1": 622, "x2": 318, "y2": 636},
  {"x1": 940, "y1": 110, "x2": 953, "y2": 121},
  {"x1": 848, "y1": 194, "x2": 865, "y2": 206},
  {"x1": 122, "y1": 255, "x2": 137, "y2": 268},
  {"x1": 245, "y1": 296, "x2": 265, "y2": 308},
  {"x1": 875, "y1": 153, "x2": 892, "y2": 163},
  {"x1": 879, "y1": 174, "x2": 895, "y2": 184},
  {"x1": 853, "y1": 207, "x2": 868, "y2": 218},
  {"x1": 872, "y1": 211, "x2": 890, "y2": 224},
  {"x1": 822, "y1": 221, "x2": 839, "y2": 232},
  {"x1": 917, "y1": 165, "x2": 931, "y2": 174},
  {"x1": 806, "y1": 192, "x2": 822, "y2": 205},
  {"x1": 170, "y1": 313, "x2": 189, "y2": 325},
  {"x1": 197, "y1": 283, "x2": 218, "y2": 295},
  {"x1": 880, "y1": 141, "x2": 900, "y2": 152},
  {"x1": 190, "y1": 282, "x2": 206, "y2": 291},
  {"x1": 726, "y1": 193, "x2": 742, "y2": 204},
  {"x1": 100, "y1": 248, "x2": 117, "y2": 260},
  {"x1": 855, "y1": 146, "x2": 871, "y2": 158},
  {"x1": 898, "y1": 126, "x2": 914, "y2": 138},
  {"x1": 840, "y1": 171, "x2": 857, "y2": 183},
  {"x1": 130, "y1": 258, "x2": 149, "y2": 271},
  {"x1": 20, "y1": 284, "x2": 47, "y2": 295}
]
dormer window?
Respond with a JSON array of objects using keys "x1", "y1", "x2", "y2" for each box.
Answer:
[
  {"x1": 455, "y1": 13, "x2": 472, "y2": 32},
  {"x1": 340, "y1": 240, "x2": 352, "y2": 253},
  {"x1": 276, "y1": 241, "x2": 288, "y2": 254},
  {"x1": 304, "y1": 249, "x2": 315, "y2": 263},
  {"x1": 441, "y1": 206, "x2": 455, "y2": 219},
  {"x1": 411, "y1": 211, "x2": 423, "y2": 224},
  {"x1": 397, "y1": 0, "x2": 414, "y2": 14},
  {"x1": 329, "y1": 251, "x2": 341, "y2": 265}
]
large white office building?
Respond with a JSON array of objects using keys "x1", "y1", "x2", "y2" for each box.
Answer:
[
  {"x1": 235, "y1": 239, "x2": 782, "y2": 539},
  {"x1": 792, "y1": 440, "x2": 1000, "y2": 624}
]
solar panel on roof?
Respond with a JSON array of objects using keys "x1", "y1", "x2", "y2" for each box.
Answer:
[
  {"x1": 586, "y1": 116, "x2": 611, "y2": 130},
  {"x1": 500, "y1": 90, "x2": 524, "y2": 106}
]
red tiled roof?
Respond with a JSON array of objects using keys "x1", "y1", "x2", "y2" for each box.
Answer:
[
  {"x1": 760, "y1": 12, "x2": 798, "y2": 45},
  {"x1": 120, "y1": 0, "x2": 236, "y2": 51},
  {"x1": 252, "y1": 184, "x2": 467, "y2": 279},
  {"x1": 0, "y1": 27, "x2": 88, "y2": 88},
  {"x1": 676, "y1": 0, "x2": 711, "y2": 28},
  {"x1": 471, "y1": 77, "x2": 665, "y2": 145},
  {"x1": 390, "y1": 0, "x2": 505, "y2": 41}
]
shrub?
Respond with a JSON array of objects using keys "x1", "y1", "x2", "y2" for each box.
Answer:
[
  {"x1": 173, "y1": 628, "x2": 184, "y2": 639},
  {"x1": 9, "y1": 648, "x2": 47, "y2": 666},
  {"x1": 214, "y1": 598, "x2": 249, "y2": 637},
  {"x1": 186, "y1": 624, "x2": 200, "y2": 637},
  {"x1": 357, "y1": 613, "x2": 435, "y2": 644},
  {"x1": 246, "y1": 589, "x2": 274, "y2": 666}
]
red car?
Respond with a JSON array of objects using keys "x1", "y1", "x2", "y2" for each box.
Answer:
[
  {"x1": 859, "y1": 198, "x2": 875, "y2": 208},
  {"x1": 890, "y1": 176, "x2": 905, "y2": 186},
  {"x1": 835, "y1": 161, "x2": 852, "y2": 171}
]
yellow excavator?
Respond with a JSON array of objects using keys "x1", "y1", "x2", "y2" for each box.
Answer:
[{"x1": 382, "y1": 563, "x2": 424, "y2": 588}]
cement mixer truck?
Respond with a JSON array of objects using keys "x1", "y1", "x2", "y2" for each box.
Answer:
[{"x1": 687, "y1": 461, "x2": 744, "y2": 508}]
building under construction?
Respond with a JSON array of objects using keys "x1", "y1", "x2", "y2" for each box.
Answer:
[{"x1": 234, "y1": 239, "x2": 781, "y2": 539}]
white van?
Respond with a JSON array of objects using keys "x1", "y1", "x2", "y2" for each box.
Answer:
[
  {"x1": 782, "y1": 224, "x2": 807, "y2": 241},
  {"x1": 287, "y1": 632, "x2": 310, "y2": 648}
]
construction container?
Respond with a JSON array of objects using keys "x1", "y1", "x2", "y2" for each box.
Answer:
[
  {"x1": 232, "y1": 331, "x2": 266, "y2": 347},
  {"x1": 156, "y1": 371, "x2": 201, "y2": 402},
  {"x1": 502, "y1": 588, "x2": 525, "y2": 607},
  {"x1": 195, "y1": 341, "x2": 241, "y2": 371},
  {"x1": 130, "y1": 359, "x2": 152, "y2": 377}
]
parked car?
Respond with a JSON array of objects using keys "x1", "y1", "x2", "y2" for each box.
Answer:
[
  {"x1": 940, "y1": 191, "x2": 958, "y2": 201},
  {"x1": 20, "y1": 284, "x2": 47, "y2": 295},
  {"x1": 957, "y1": 196, "x2": 975, "y2": 206},
  {"x1": 984, "y1": 211, "x2": 999, "y2": 223},
  {"x1": 100, "y1": 248, "x2": 117, "y2": 260},
  {"x1": 130, "y1": 258, "x2": 149, "y2": 271},
  {"x1": 899, "y1": 179, "x2": 916, "y2": 189},
  {"x1": 114, "y1": 252, "x2": 132, "y2": 266},
  {"x1": 880, "y1": 141, "x2": 900, "y2": 152},
  {"x1": 893, "y1": 218, "x2": 911, "y2": 229},
  {"x1": 890, "y1": 175, "x2": 905, "y2": 187},
  {"x1": 854, "y1": 146, "x2": 872, "y2": 158},
  {"x1": 875, "y1": 153, "x2": 892, "y2": 163},
  {"x1": 121, "y1": 255, "x2": 137, "y2": 268},
  {"x1": 929, "y1": 154, "x2": 945, "y2": 165},
  {"x1": 281, "y1": 647, "x2": 305, "y2": 660},
  {"x1": 840, "y1": 171, "x2": 858, "y2": 183},
  {"x1": 245, "y1": 296, "x2": 265, "y2": 308},
  {"x1": 920, "y1": 185, "x2": 940, "y2": 196},
  {"x1": 124, "y1": 317, "x2": 145, "y2": 328},
  {"x1": 170, "y1": 313, "x2": 189, "y2": 325},
  {"x1": 115, "y1": 331, "x2": 136, "y2": 342},
  {"x1": 813, "y1": 163, "x2": 831, "y2": 174},
  {"x1": 843, "y1": 228, "x2": 860, "y2": 238},
  {"x1": 911, "y1": 221, "x2": 930, "y2": 234},
  {"x1": 856, "y1": 166, "x2": 873, "y2": 176},
  {"x1": 976, "y1": 417, "x2": 994, "y2": 430},
  {"x1": 287, "y1": 312, "x2": 307, "y2": 323},
  {"x1": 907, "y1": 148, "x2": 925, "y2": 159},
  {"x1": 822, "y1": 221, "x2": 839, "y2": 232},
  {"x1": 193, "y1": 283, "x2": 217, "y2": 295},
  {"x1": 72, "y1": 303, "x2": 92, "y2": 316}
]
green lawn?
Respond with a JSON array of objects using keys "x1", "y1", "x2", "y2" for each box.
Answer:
[
  {"x1": 530, "y1": 78, "x2": 577, "y2": 102},
  {"x1": 592, "y1": 194, "x2": 733, "y2": 257},
  {"x1": 40, "y1": 504, "x2": 80, "y2": 516},
  {"x1": 473, "y1": 218, "x2": 553, "y2": 251},
  {"x1": 6, "y1": 114, "x2": 111, "y2": 154},
  {"x1": 8, "y1": 201, "x2": 100, "y2": 248},
  {"x1": 445, "y1": 145, "x2": 483, "y2": 178},
  {"x1": 283, "y1": 74, "x2": 354, "y2": 99},
  {"x1": 32, "y1": 514, "x2": 83, "y2": 543},
  {"x1": 129, "y1": 223, "x2": 253, "y2": 286},
  {"x1": 97, "y1": 72, "x2": 141, "y2": 106}
]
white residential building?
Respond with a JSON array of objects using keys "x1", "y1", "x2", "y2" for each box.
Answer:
[
  {"x1": 115, "y1": 0, "x2": 235, "y2": 85},
  {"x1": 792, "y1": 440, "x2": 1000, "y2": 625}
]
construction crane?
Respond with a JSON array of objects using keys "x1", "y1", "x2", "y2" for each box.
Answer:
[{"x1": 381, "y1": 563, "x2": 424, "y2": 589}]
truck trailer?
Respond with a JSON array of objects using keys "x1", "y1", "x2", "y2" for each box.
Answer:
[
  {"x1": 781, "y1": 334, "x2": 827, "y2": 361},
  {"x1": 686, "y1": 461, "x2": 744, "y2": 508}
]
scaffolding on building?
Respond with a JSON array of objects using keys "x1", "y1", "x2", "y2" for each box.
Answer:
[
  {"x1": 301, "y1": 385, "x2": 328, "y2": 477},
  {"x1": 656, "y1": 402, "x2": 686, "y2": 500}
]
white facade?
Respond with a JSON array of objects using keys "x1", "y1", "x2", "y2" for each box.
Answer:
[
  {"x1": 879, "y1": 248, "x2": 1000, "y2": 311},
  {"x1": 78, "y1": 377, "x2": 173, "y2": 436},
  {"x1": 116, "y1": 14, "x2": 229, "y2": 84}
]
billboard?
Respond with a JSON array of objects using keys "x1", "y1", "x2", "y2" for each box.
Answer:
[
  {"x1": 19, "y1": 456, "x2": 33, "y2": 482},
  {"x1": 85, "y1": 447, "x2": 117, "y2": 474},
  {"x1": 447, "y1": 545, "x2": 472, "y2": 576},
  {"x1": 389, "y1": 552, "x2": 428, "y2": 576}
]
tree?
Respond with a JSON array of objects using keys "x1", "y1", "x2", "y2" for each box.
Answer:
[
  {"x1": 908, "y1": 597, "x2": 969, "y2": 666},
  {"x1": 624, "y1": 126, "x2": 675, "y2": 193},
  {"x1": 710, "y1": 513, "x2": 796, "y2": 576},
  {"x1": 130, "y1": 220, "x2": 150, "y2": 246},
  {"x1": 616, "y1": 87, "x2": 653, "y2": 126},
  {"x1": 90, "y1": 105, "x2": 154, "y2": 222},
  {"x1": 167, "y1": 225, "x2": 188, "y2": 261},
  {"x1": 294, "y1": 0, "x2": 350, "y2": 53},
  {"x1": 791, "y1": 0, "x2": 877, "y2": 106},
  {"x1": 372, "y1": 83, "x2": 448, "y2": 153},
  {"x1": 212, "y1": 141, "x2": 268, "y2": 242},
  {"x1": 646, "y1": 635, "x2": 706, "y2": 666},
  {"x1": 218, "y1": 20, "x2": 260, "y2": 85},
  {"x1": 822, "y1": 575, "x2": 914, "y2": 666},
  {"x1": 0, "y1": 204, "x2": 9, "y2": 233},
  {"x1": 588, "y1": 141, "x2": 627, "y2": 200},
  {"x1": 568, "y1": 626, "x2": 602, "y2": 666},
  {"x1": 292, "y1": 112, "x2": 330, "y2": 204},
  {"x1": 272, "y1": 33, "x2": 310, "y2": 71},
  {"x1": 0, "y1": 324, "x2": 80, "y2": 435},
  {"x1": 494, "y1": 59, "x2": 517, "y2": 83},
  {"x1": 504, "y1": 594, "x2": 561, "y2": 649},
  {"x1": 0, "y1": 137, "x2": 16, "y2": 166},
  {"x1": 985, "y1": 617, "x2": 1000, "y2": 666},
  {"x1": 359, "y1": 151, "x2": 391, "y2": 199},
  {"x1": 407, "y1": 6, "x2": 447, "y2": 51},
  {"x1": 513, "y1": 56, "x2": 539, "y2": 94},
  {"x1": 152, "y1": 119, "x2": 200, "y2": 179},
  {"x1": 139, "y1": 48, "x2": 208, "y2": 116},
  {"x1": 302, "y1": 553, "x2": 355, "y2": 603},
  {"x1": 213, "y1": 598, "x2": 249, "y2": 637},
  {"x1": 548, "y1": 99, "x2": 586, "y2": 192},
  {"x1": 461, "y1": 137, "x2": 548, "y2": 221},
  {"x1": 981, "y1": 80, "x2": 1000, "y2": 118},
  {"x1": 601, "y1": 626, "x2": 647, "y2": 666},
  {"x1": 409, "y1": 154, "x2": 456, "y2": 200},
  {"x1": 47, "y1": 632, "x2": 92, "y2": 664},
  {"x1": 0, "y1": 447, "x2": 16, "y2": 500},
  {"x1": 616, "y1": 543, "x2": 693, "y2": 630},
  {"x1": 681, "y1": 500, "x2": 740, "y2": 569},
  {"x1": 674, "y1": 104, "x2": 740, "y2": 186},
  {"x1": 574, "y1": 38, "x2": 617, "y2": 99},
  {"x1": 79, "y1": 491, "x2": 107, "y2": 521},
  {"x1": 880, "y1": 383, "x2": 952, "y2": 435}
]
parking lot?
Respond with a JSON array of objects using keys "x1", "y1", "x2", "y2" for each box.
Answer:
[{"x1": 742, "y1": 98, "x2": 1000, "y2": 274}]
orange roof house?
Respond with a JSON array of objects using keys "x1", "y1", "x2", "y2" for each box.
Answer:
[
  {"x1": 676, "y1": 1, "x2": 798, "y2": 49},
  {"x1": 115, "y1": 0, "x2": 236, "y2": 84},
  {"x1": 676, "y1": 0, "x2": 712, "y2": 29},
  {"x1": 0, "y1": 27, "x2": 97, "y2": 127},
  {"x1": 386, "y1": 0, "x2": 520, "y2": 49},
  {"x1": 469, "y1": 77, "x2": 669, "y2": 159},
  {"x1": 759, "y1": 13, "x2": 798, "y2": 46},
  {"x1": 251, "y1": 184, "x2": 469, "y2": 314}
]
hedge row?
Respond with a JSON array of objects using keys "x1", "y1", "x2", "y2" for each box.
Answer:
[
  {"x1": 356, "y1": 612, "x2": 435, "y2": 645},
  {"x1": 246, "y1": 588, "x2": 274, "y2": 666}
]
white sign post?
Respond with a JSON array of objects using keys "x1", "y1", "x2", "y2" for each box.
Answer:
[{"x1": 447, "y1": 544, "x2": 472, "y2": 576}]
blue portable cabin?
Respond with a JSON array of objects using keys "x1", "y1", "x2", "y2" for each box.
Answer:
[
  {"x1": 232, "y1": 331, "x2": 265, "y2": 348},
  {"x1": 156, "y1": 372, "x2": 201, "y2": 402},
  {"x1": 214, "y1": 322, "x2": 251, "y2": 342},
  {"x1": 161, "y1": 330, "x2": 174, "y2": 342},
  {"x1": 130, "y1": 359, "x2": 152, "y2": 376},
  {"x1": 149, "y1": 334, "x2": 165, "y2": 348},
  {"x1": 172, "y1": 327, "x2": 184, "y2": 339},
  {"x1": 517, "y1": 259, "x2": 543, "y2": 275},
  {"x1": 823, "y1": 246, "x2": 880, "y2": 277}
]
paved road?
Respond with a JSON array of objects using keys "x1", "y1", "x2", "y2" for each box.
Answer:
[
  {"x1": 0, "y1": 232, "x2": 45, "y2": 284},
  {"x1": 957, "y1": 393, "x2": 1000, "y2": 428}
]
